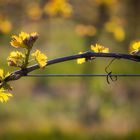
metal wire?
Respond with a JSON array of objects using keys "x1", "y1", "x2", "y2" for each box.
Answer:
[{"x1": 26, "y1": 74, "x2": 140, "y2": 77}]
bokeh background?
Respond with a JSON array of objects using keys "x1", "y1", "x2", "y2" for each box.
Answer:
[{"x1": 0, "y1": 0, "x2": 140, "y2": 139}]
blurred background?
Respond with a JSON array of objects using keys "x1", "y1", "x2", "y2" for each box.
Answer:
[{"x1": 0, "y1": 0, "x2": 140, "y2": 139}]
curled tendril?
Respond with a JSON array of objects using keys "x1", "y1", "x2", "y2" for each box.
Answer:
[{"x1": 105, "y1": 58, "x2": 117, "y2": 84}]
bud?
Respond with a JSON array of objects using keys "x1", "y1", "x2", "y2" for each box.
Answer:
[{"x1": 23, "y1": 32, "x2": 39, "y2": 48}]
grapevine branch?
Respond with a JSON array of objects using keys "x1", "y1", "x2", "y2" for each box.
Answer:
[{"x1": 4, "y1": 51, "x2": 140, "y2": 82}]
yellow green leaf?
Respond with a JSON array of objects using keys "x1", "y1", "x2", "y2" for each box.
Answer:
[
  {"x1": 0, "y1": 88, "x2": 13, "y2": 103},
  {"x1": 7, "y1": 51, "x2": 25, "y2": 67},
  {"x1": 91, "y1": 44, "x2": 109, "y2": 53},
  {"x1": 77, "y1": 52, "x2": 86, "y2": 64},
  {"x1": 32, "y1": 50, "x2": 48, "y2": 68},
  {"x1": 129, "y1": 41, "x2": 140, "y2": 55},
  {"x1": 10, "y1": 31, "x2": 38, "y2": 49}
]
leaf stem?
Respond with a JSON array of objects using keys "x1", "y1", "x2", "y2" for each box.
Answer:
[{"x1": 22, "y1": 49, "x2": 31, "y2": 68}]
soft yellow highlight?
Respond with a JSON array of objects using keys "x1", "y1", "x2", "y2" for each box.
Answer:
[
  {"x1": 75, "y1": 24, "x2": 97, "y2": 37},
  {"x1": 44, "y1": 0, "x2": 72, "y2": 18},
  {"x1": 95, "y1": 0, "x2": 117, "y2": 6},
  {"x1": 113, "y1": 27, "x2": 125, "y2": 42},
  {"x1": 105, "y1": 17, "x2": 125, "y2": 42},
  {"x1": 26, "y1": 2, "x2": 42, "y2": 20},
  {"x1": 0, "y1": 19, "x2": 12, "y2": 34}
]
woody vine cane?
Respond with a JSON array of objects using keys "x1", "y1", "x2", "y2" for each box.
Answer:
[{"x1": 0, "y1": 31, "x2": 140, "y2": 103}]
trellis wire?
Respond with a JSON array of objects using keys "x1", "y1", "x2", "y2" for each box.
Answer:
[{"x1": 27, "y1": 74, "x2": 140, "y2": 77}]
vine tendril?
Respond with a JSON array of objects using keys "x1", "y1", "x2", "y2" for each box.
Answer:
[{"x1": 105, "y1": 58, "x2": 117, "y2": 84}]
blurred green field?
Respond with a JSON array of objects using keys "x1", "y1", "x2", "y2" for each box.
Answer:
[{"x1": 1, "y1": 131, "x2": 140, "y2": 140}]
